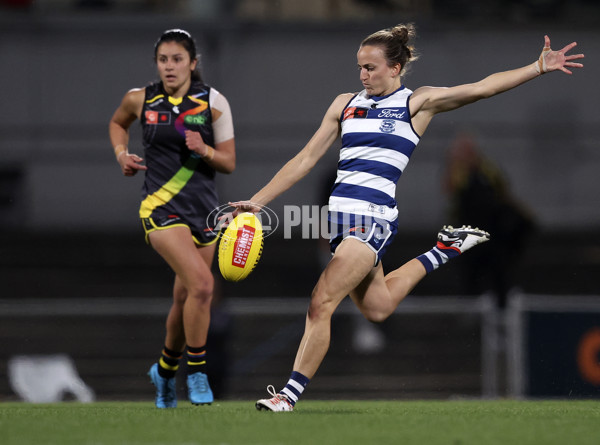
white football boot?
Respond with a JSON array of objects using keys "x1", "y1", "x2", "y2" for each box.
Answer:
[
  {"x1": 437, "y1": 225, "x2": 490, "y2": 254},
  {"x1": 255, "y1": 385, "x2": 294, "y2": 412}
]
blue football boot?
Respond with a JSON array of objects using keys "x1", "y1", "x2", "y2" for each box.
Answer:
[
  {"x1": 148, "y1": 363, "x2": 177, "y2": 408},
  {"x1": 187, "y1": 372, "x2": 214, "y2": 405}
]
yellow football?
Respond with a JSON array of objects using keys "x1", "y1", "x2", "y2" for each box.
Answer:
[{"x1": 218, "y1": 212, "x2": 264, "y2": 282}]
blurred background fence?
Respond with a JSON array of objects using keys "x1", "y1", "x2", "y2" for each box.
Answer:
[{"x1": 0, "y1": 0, "x2": 599, "y2": 402}]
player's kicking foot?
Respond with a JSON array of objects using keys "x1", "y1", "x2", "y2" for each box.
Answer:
[
  {"x1": 255, "y1": 385, "x2": 294, "y2": 412},
  {"x1": 148, "y1": 363, "x2": 177, "y2": 408},
  {"x1": 437, "y1": 225, "x2": 490, "y2": 254},
  {"x1": 187, "y1": 372, "x2": 214, "y2": 405}
]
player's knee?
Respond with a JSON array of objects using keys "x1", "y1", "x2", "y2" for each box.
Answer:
[
  {"x1": 360, "y1": 303, "x2": 394, "y2": 323},
  {"x1": 173, "y1": 286, "x2": 187, "y2": 305},
  {"x1": 307, "y1": 302, "x2": 332, "y2": 322},
  {"x1": 307, "y1": 290, "x2": 336, "y2": 322},
  {"x1": 363, "y1": 310, "x2": 389, "y2": 324},
  {"x1": 188, "y1": 276, "x2": 214, "y2": 306}
]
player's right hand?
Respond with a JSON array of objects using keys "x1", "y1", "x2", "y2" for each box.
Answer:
[
  {"x1": 119, "y1": 153, "x2": 148, "y2": 176},
  {"x1": 228, "y1": 200, "x2": 262, "y2": 216}
]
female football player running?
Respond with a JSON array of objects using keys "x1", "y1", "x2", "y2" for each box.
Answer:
[
  {"x1": 231, "y1": 24, "x2": 583, "y2": 411},
  {"x1": 109, "y1": 29, "x2": 236, "y2": 408}
]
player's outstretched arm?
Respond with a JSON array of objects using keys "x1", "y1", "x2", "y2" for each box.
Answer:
[
  {"x1": 230, "y1": 93, "x2": 351, "y2": 213},
  {"x1": 410, "y1": 35, "x2": 584, "y2": 129}
]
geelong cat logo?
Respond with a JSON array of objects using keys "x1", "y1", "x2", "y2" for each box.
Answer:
[{"x1": 379, "y1": 119, "x2": 396, "y2": 133}]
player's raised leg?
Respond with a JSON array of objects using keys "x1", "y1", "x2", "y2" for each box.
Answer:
[
  {"x1": 351, "y1": 225, "x2": 490, "y2": 322},
  {"x1": 418, "y1": 225, "x2": 490, "y2": 273}
]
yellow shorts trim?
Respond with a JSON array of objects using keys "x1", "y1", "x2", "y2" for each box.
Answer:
[{"x1": 142, "y1": 217, "x2": 219, "y2": 247}]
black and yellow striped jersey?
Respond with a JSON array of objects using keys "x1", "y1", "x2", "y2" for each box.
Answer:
[{"x1": 138, "y1": 81, "x2": 218, "y2": 236}]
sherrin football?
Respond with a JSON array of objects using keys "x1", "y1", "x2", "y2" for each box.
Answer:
[{"x1": 218, "y1": 212, "x2": 264, "y2": 282}]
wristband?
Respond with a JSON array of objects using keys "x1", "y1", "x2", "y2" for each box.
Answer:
[
  {"x1": 203, "y1": 146, "x2": 215, "y2": 161},
  {"x1": 114, "y1": 144, "x2": 127, "y2": 159}
]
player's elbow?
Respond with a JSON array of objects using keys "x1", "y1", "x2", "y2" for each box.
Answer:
[
  {"x1": 215, "y1": 154, "x2": 236, "y2": 174},
  {"x1": 221, "y1": 159, "x2": 236, "y2": 174},
  {"x1": 214, "y1": 140, "x2": 236, "y2": 174}
]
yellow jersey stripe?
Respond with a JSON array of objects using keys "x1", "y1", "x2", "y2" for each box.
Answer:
[
  {"x1": 139, "y1": 158, "x2": 199, "y2": 218},
  {"x1": 145, "y1": 94, "x2": 165, "y2": 104}
]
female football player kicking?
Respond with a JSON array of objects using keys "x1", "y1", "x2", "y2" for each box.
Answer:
[{"x1": 232, "y1": 24, "x2": 583, "y2": 411}]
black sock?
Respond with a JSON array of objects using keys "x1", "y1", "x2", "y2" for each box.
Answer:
[
  {"x1": 158, "y1": 346, "x2": 182, "y2": 379},
  {"x1": 186, "y1": 345, "x2": 207, "y2": 375}
]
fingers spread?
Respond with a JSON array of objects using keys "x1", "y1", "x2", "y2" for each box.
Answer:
[{"x1": 561, "y1": 41, "x2": 578, "y2": 53}]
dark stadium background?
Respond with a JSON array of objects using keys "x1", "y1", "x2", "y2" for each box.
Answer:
[{"x1": 1, "y1": 0, "x2": 598, "y2": 402}]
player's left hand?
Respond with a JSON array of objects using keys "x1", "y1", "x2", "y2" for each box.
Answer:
[
  {"x1": 540, "y1": 35, "x2": 584, "y2": 75},
  {"x1": 215, "y1": 202, "x2": 260, "y2": 230},
  {"x1": 185, "y1": 130, "x2": 208, "y2": 156}
]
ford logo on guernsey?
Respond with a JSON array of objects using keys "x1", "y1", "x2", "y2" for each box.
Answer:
[
  {"x1": 377, "y1": 108, "x2": 406, "y2": 120},
  {"x1": 206, "y1": 203, "x2": 279, "y2": 239}
]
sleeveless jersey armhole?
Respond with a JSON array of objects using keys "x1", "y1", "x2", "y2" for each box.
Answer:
[
  {"x1": 339, "y1": 93, "x2": 359, "y2": 122},
  {"x1": 406, "y1": 93, "x2": 422, "y2": 140}
]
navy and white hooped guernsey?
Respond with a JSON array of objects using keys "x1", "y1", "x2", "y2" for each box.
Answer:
[{"x1": 329, "y1": 86, "x2": 420, "y2": 222}]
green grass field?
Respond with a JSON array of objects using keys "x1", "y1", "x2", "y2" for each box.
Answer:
[{"x1": 1, "y1": 400, "x2": 599, "y2": 445}]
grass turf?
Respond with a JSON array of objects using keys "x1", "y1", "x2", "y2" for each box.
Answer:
[{"x1": 1, "y1": 400, "x2": 599, "y2": 445}]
